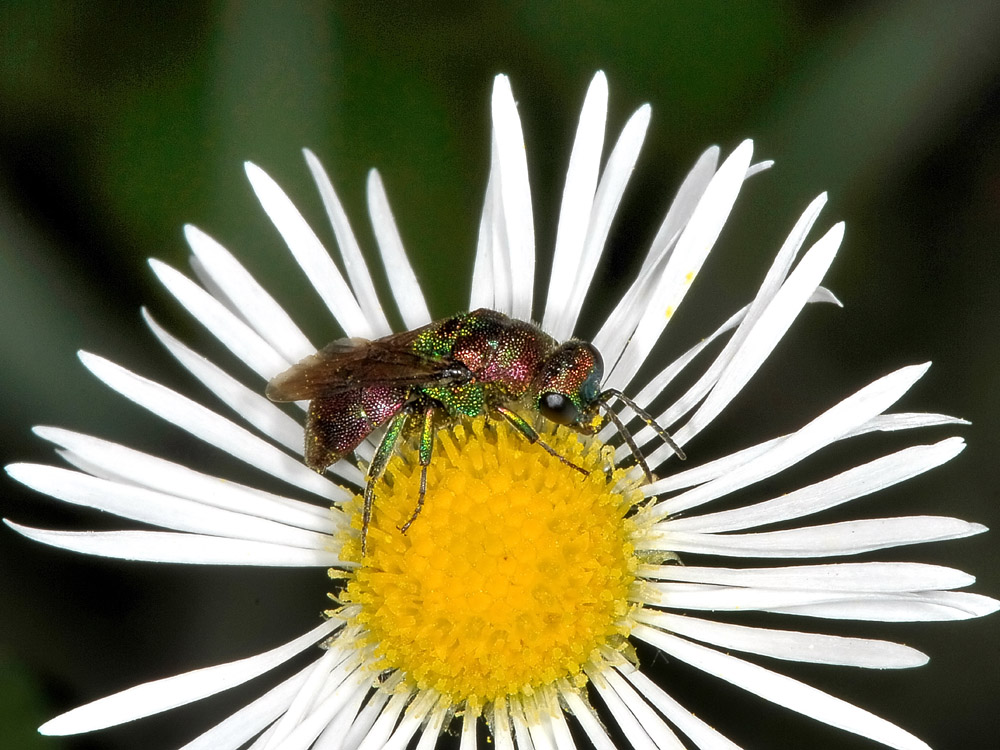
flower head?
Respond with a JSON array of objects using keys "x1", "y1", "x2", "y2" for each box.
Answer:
[{"x1": 6, "y1": 72, "x2": 997, "y2": 749}]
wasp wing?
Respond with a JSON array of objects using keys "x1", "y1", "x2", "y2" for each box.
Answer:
[{"x1": 265, "y1": 328, "x2": 466, "y2": 402}]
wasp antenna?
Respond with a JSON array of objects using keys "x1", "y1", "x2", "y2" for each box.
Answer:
[
  {"x1": 598, "y1": 400, "x2": 654, "y2": 484},
  {"x1": 600, "y1": 389, "x2": 686, "y2": 461}
]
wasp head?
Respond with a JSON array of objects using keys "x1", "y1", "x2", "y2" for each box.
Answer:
[{"x1": 533, "y1": 341, "x2": 604, "y2": 433}]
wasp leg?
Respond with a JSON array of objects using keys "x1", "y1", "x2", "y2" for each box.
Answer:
[
  {"x1": 362, "y1": 410, "x2": 410, "y2": 555},
  {"x1": 494, "y1": 405, "x2": 589, "y2": 476},
  {"x1": 400, "y1": 403, "x2": 435, "y2": 534}
]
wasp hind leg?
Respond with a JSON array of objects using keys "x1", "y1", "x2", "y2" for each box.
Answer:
[
  {"x1": 361, "y1": 410, "x2": 410, "y2": 555},
  {"x1": 399, "y1": 403, "x2": 436, "y2": 534},
  {"x1": 494, "y1": 405, "x2": 589, "y2": 477}
]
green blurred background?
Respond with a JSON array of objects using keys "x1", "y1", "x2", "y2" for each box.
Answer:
[{"x1": 2, "y1": 2, "x2": 998, "y2": 748}]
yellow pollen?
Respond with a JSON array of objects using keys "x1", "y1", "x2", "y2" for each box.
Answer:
[{"x1": 340, "y1": 416, "x2": 639, "y2": 707}]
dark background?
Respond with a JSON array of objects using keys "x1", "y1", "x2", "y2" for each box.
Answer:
[{"x1": 2, "y1": 2, "x2": 998, "y2": 748}]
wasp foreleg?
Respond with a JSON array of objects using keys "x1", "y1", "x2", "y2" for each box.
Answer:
[{"x1": 494, "y1": 405, "x2": 589, "y2": 477}]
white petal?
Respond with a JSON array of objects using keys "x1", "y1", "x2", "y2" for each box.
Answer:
[
  {"x1": 6, "y1": 464, "x2": 331, "y2": 548},
  {"x1": 642, "y1": 363, "x2": 931, "y2": 520},
  {"x1": 543, "y1": 72, "x2": 607, "y2": 335},
  {"x1": 607, "y1": 140, "x2": 754, "y2": 390},
  {"x1": 79, "y1": 352, "x2": 347, "y2": 502},
  {"x1": 366, "y1": 169, "x2": 432, "y2": 328},
  {"x1": 558, "y1": 686, "x2": 615, "y2": 750},
  {"x1": 508, "y1": 699, "x2": 536, "y2": 750},
  {"x1": 662, "y1": 438, "x2": 964, "y2": 533},
  {"x1": 639, "y1": 561, "x2": 976, "y2": 593},
  {"x1": 644, "y1": 516, "x2": 986, "y2": 557},
  {"x1": 149, "y1": 259, "x2": 290, "y2": 380},
  {"x1": 616, "y1": 667, "x2": 743, "y2": 750},
  {"x1": 303, "y1": 149, "x2": 392, "y2": 337},
  {"x1": 39, "y1": 618, "x2": 341, "y2": 735},
  {"x1": 178, "y1": 662, "x2": 314, "y2": 750},
  {"x1": 313, "y1": 672, "x2": 372, "y2": 750},
  {"x1": 35, "y1": 426, "x2": 333, "y2": 528},
  {"x1": 378, "y1": 689, "x2": 438, "y2": 750},
  {"x1": 412, "y1": 701, "x2": 449, "y2": 750},
  {"x1": 644, "y1": 410, "x2": 966, "y2": 498},
  {"x1": 769, "y1": 591, "x2": 1000, "y2": 621},
  {"x1": 632, "y1": 626, "x2": 931, "y2": 750},
  {"x1": 491, "y1": 74, "x2": 535, "y2": 321},
  {"x1": 673, "y1": 221, "x2": 843, "y2": 446},
  {"x1": 599, "y1": 667, "x2": 686, "y2": 749},
  {"x1": 339, "y1": 690, "x2": 390, "y2": 750},
  {"x1": 593, "y1": 146, "x2": 720, "y2": 364},
  {"x1": 491, "y1": 699, "x2": 517, "y2": 750},
  {"x1": 586, "y1": 669, "x2": 655, "y2": 750},
  {"x1": 635, "y1": 610, "x2": 927, "y2": 668},
  {"x1": 549, "y1": 104, "x2": 651, "y2": 340},
  {"x1": 257, "y1": 648, "x2": 349, "y2": 750},
  {"x1": 5, "y1": 523, "x2": 342, "y2": 566},
  {"x1": 623, "y1": 194, "x2": 828, "y2": 445},
  {"x1": 460, "y1": 708, "x2": 479, "y2": 750},
  {"x1": 470, "y1": 148, "x2": 498, "y2": 311},
  {"x1": 268, "y1": 669, "x2": 370, "y2": 750},
  {"x1": 355, "y1": 691, "x2": 412, "y2": 750},
  {"x1": 183, "y1": 224, "x2": 316, "y2": 362},
  {"x1": 142, "y1": 312, "x2": 364, "y2": 487},
  {"x1": 244, "y1": 162, "x2": 372, "y2": 338},
  {"x1": 641, "y1": 579, "x2": 998, "y2": 622}
]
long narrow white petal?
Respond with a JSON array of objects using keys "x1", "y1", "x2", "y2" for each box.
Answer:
[
  {"x1": 552, "y1": 104, "x2": 650, "y2": 340},
  {"x1": 586, "y1": 668, "x2": 657, "y2": 750},
  {"x1": 7, "y1": 464, "x2": 331, "y2": 548},
  {"x1": 607, "y1": 140, "x2": 754, "y2": 390},
  {"x1": 79, "y1": 352, "x2": 346, "y2": 502},
  {"x1": 35, "y1": 426, "x2": 332, "y2": 526},
  {"x1": 491, "y1": 699, "x2": 517, "y2": 750},
  {"x1": 245, "y1": 162, "x2": 372, "y2": 338},
  {"x1": 557, "y1": 685, "x2": 615, "y2": 750},
  {"x1": 632, "y1": 626, "x2": 931, "y2": 750},
  {"x1": 663, "y1": 438, "x2": 964, "y2": 533},
  {"x1": 543, "y1": 72, "x2": 607, "y2": 334},
  {"x1": 143, "y1": 312, "x2": 365, "y2": 486},
  {"x1": 616, "y1": 666, "x2": 743, "y2": 750},
  {"x1": 470, "y1": 145, "x2": 499, "y2": 310},
  {"x1": 355, "y1": 691, "x2": 413, "y2": 750},
  {"x1": 183, "y1": 224, "x2": 316, "y2": 362},
  {"x1": 639, "y1": 562, "x2": 976, "y2": 592},
  {"x1": 593, "y1": 146, "x2": 720, "y2": 363},
  {"x1": 644, "y1": 410, "x2": 966, "y2": 498},
  {"x1": 149, "y1": 260, "x2": 290, "y2": 380},
  {"x1": 768, "y1": 591, "x2": 999, "y2": 621},
  {"x1": 179, "y1": 662, "x2": 315, "y2": 750},
  {"x1": 642, "y1": 580, "x2": 997, "y2": 621},
  {"x1": 635, "y1": 611, "x2": 927, "y2": 668},
  {"x1": 642, "y1": 363, "x2": 931, "y2": 520},
  {"x1": 39, "y1": 618, "x2": 341, "y2": 735},
  {"x1": 339, "y1": 690, "x2": 390, "y2": 750},
  {"x1": 313, "y1": 672, "x2": 372, "y2": 750},
  {"x1": 491, "y1": 74, "x2": 535, "y2": 320},
  {"x1": 675, "y1": 221, "x2": 843, "y2": 444},
  {"x1": 5, "y1": 523, "x2": 342, "y2": 566},
  {"x1": 303, "y1": 149, "x2": 392, "y2": 336},
  {"x1": 367, "y1": 170, "x2": 432, "y2": 328},
  {"x1": 270, "y1": 669, "x2": 370, "y2": 750},
  {"x1": 644, "y1": 516, "x2": 987, "y2": 557},
  {"x1": 623, "y1": 194, "x2": 828, "y2": 445},
  {"x1": 600, "y1": 667, "x2": 686, "y2": 749}
]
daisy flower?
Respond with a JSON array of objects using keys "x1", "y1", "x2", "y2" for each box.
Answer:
[{"x1": 6, "y1": 72, "x2": 997, "y2": 750}]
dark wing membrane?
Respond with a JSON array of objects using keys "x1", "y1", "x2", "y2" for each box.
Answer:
[{"x1": 266, "y1": 329, "x2": 465, "y2": 402}]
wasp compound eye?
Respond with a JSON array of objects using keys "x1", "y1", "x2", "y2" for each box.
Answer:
[{"x1": 538, "y1": 392, "x2": 581, "y2": 425}]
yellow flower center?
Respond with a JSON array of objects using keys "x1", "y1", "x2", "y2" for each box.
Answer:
[{"x1": 340, "y1": 416, "x2": 639, "y2": 709}]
